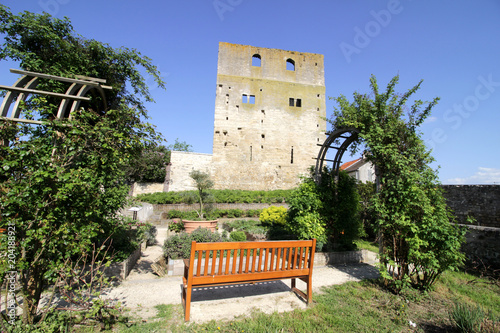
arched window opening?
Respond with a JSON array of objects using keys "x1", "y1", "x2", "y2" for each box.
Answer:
[
  {"x1": 252, "y1": 54, "x2": 261, "y2": 67},
  {"x1": 286, "y1": 58, "x2": 295, "y2": 71}
]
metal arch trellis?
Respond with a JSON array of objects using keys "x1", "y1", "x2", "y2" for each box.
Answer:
[
  {"x1": 0, "y1": 68, "x2": 112, "y2": 125},
  {"x1": 313, "y1": 127, "x2": 361, "y2": 184}
]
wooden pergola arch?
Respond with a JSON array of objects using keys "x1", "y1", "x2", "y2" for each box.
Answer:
[
  {"x1": 313, "y1": 127, "x2": 361, "y2": 184},
  {"x1": 0, "y1": 69, "x2": 111, "y2": 125}
]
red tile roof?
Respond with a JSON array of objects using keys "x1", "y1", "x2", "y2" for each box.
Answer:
[{"x1": 340, "y1": 158, "x2": 362, "y2": 170}]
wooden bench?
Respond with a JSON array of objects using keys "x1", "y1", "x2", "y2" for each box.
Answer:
[{"x1": 182, "y1": 239, "x2": 316, "y2": 321}]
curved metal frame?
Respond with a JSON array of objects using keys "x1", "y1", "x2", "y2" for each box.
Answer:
[
  {"x1": 314, "y1": 127, "x2": 360, "y2": 183},
  {"x1": 0, "y1": 69, "x2": 109, "y2": 124}
]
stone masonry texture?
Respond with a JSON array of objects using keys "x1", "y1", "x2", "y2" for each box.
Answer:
[
  {"x1": 168, "y1": 43, "x2": 327, "y2": 192},
  {"x1": 211, "y1": 42, "x2": 326, "y2": 190},
  {"x1": 441, "y1": 185, "x2": 500, "y2": 228}
]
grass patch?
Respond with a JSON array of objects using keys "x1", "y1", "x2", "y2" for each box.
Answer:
[
  {"x1": 106, "y1": 270, "x2": 499, "y2": 332},
  {"x1": 354, "y1": 239, "x2": 379, "y2": 253}
]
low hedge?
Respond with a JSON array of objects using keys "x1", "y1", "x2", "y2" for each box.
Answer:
[
  {"x1": 166, "y1": 209, "x2": 262, "y2": 220},
  {"x1": 137, "y1": 189, "x2": 293, "y2": 205}
]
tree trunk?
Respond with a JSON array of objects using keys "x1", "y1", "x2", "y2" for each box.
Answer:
[{"x1": 21, "y1": 266, "x2": 44, "y2": 324}]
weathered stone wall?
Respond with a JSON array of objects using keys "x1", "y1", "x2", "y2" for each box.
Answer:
[
  {"x1": 211, "y1": 42, "x2": 326, "y2": 190},
  {"x1": 441, "y1": 185, "x2": 500, "y2": 228},
  {"x1": 130, "y1": 182, "x2": 166, "y2": 197},
  {"x1": 461, "y1": 225, "x2": 500, "y2": 271},
  {"x1": 168, "y1": 151, "x2": 213, "y2": 192}
]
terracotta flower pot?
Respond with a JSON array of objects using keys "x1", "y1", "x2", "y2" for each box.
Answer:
[{"x1": 182, "y1": 219, "x2": 218, "y2": 233}]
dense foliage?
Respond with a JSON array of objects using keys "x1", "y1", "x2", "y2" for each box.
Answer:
[
  {"x1": 286, "y1": 169, "x2": 361, "y2": 251},
  {"x1": 259, "y1": 206, "x2": 287, "y2": 226},
  {"x1": 136, "y1": 189, "x2": 293, "y2": 204},
  {"x1": 163, "y1": 228, "x2": 224, "y2": 259},
  {"x1": 330, "y1": 75, "x2": 466, "y2": 291},
  {"x1": 125, "y1": 139, "x2": 192, "y2": 183},
  {"x1": 286, "y1": 178, "x2": 328, "y2": 248},
  {"x1": 0, "y1": 6, "x2": 165, "y2": 326}
]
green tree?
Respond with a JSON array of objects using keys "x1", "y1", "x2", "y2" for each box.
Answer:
[
  {"x1": 125, "y1": 139, "x2": 193, "y2": 183},
  {"x1": 330, "y1": 74, "x2": 465, "y2": 291},
  {"x1": 0, "y1": 6, "x2": 165, "y2": 326},
  {"x1": 189, "y1": 170, "x2": 214, "y2": 219}
]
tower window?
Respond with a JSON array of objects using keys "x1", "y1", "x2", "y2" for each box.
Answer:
[
  {"x1": 289, "y1": 98, "x2": 302, "y2": 107},
  {"x1": 242, "y1": 94, "x2": 255, "y2": 104},
  {"x1": 252, "y1": 54, "x2": 261, "y2": 67},
  {"x1": 291, "y1": 146, "x2": 294, "y2": 164},
  {"x1": 286, "y1": 58, "x2": 295, "y2": 71}
]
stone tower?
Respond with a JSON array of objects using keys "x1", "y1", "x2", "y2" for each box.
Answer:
[{"x1": 211, "y1": 42, "x2": 326, "y2": 190}]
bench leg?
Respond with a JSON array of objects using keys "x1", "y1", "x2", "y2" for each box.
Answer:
[
  {"x1": 306, "y1": 275, "x2": 312, "y2": 304},
  {"x1": 291, "y1": 277, "x2": 312, "y2": 305},
  {"x1": 182, "y1": 284, "x2": 192, "y2": 321}
]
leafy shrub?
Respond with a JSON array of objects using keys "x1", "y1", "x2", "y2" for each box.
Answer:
[
  {"x1": 190, "y1": 227, "x2": 224, "y2": 243},
  {"x1": 245, "y1": 209, "x2": 262, "y2": 217},
  {"x1": 226, "y1": 209, "x2": 243, "y2": 218},
  {"x1": 163, "y1": 232, "x2": 193, "y2": 260},
  {"x1": 223, "y1": 220, "x2": 261, "y2": 232},
  {"x1": 168, "y1": 220, "x2": 184, "y2": 233},
  {"x1": 287, "y1": 179, "x2": 327, "y2": 248},
  {"x1": 230, "y1": 231, "x2": 247, "y2": 242},
  {"x1": 167, "y1": 210, "x2": 183, "y2": 219},
  {"x1": 163, "y1": 228, "x2": 225, "y2": 259},
  {"x1": 136, "y1": 223, "x2": 157, "y2": 246},
  {"x1": 259, "y1": 206, "x2": 287, "y2": 226}
]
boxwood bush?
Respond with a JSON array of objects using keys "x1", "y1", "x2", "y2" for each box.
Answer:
[{"x1": 163, "y1": 227, "x2": 225, "y2": 259}]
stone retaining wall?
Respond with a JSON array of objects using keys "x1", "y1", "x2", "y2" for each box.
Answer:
[
  {"x1": 441, "y1": 185, "x2": 500, "y2": 228},
  {"x1": 106, "y1": 242, "x2": 145, "y2": 280},
  {"x1": 461, "y1": 224, "x2": 500, "y2": 271}
]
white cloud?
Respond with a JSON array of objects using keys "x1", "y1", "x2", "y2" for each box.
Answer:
[{"x1": 446, "y1": 167, "x2": 500, "y2": 184}]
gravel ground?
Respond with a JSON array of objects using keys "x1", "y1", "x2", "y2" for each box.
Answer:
[{"x1": 104, "y1": 227, "x2": 380, "y2": 323}]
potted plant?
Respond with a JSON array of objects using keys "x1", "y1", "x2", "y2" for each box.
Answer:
[{"x1": 182, "y1": 170, "x2": 218, "y2": 233}]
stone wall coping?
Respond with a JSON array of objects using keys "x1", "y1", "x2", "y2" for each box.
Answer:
[{"x1": 459, "y1": 224, "x2": 500, "y2": 232}]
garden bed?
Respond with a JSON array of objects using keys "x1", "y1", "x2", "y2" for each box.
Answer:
[{"x1": 105, "y1": 241, "x2": 146, "y2": 280}]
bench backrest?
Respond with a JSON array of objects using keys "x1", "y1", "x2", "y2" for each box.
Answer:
[{"x1": 186, "y1": 239, "x2": 316, "y2": 284}]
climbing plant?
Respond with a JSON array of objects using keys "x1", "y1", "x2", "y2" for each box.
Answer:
[
  {"x1": 0, "y1": 6, "x2": 165, "y2": 327},
  {"x1": 329, "y1": 74, "x2": 466, "y2": 291}
]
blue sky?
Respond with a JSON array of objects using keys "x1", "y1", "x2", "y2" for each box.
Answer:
[{"x1": 1, "y1": 0, "x2": 499, "y2": 184}]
